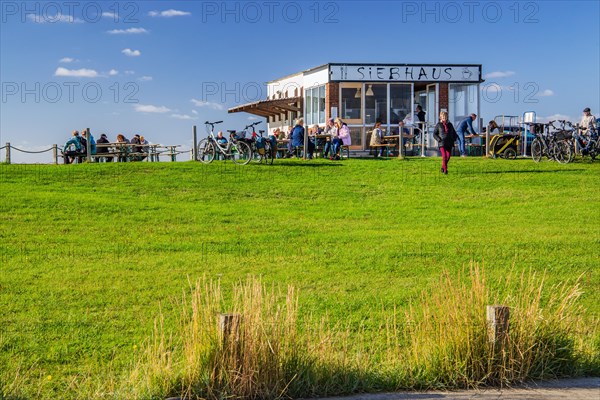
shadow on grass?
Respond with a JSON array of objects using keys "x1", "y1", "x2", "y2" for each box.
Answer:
[{"x1": 476, "y1": 169, "x2": 585, "y2": 175}]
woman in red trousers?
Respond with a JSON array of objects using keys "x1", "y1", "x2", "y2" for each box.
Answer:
[{"x1": 433, "y1": 111, "x2": 458, "y2": 174}]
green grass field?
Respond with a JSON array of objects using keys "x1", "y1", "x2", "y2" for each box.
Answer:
[{"x1": 1, "y1": 157, "x2": 599, "y2": 398}]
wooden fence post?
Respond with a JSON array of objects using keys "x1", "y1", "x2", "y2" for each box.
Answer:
[
  {"x1": 219, "y1": 313, "x2": 241, "y2": 345},
  {"x1": 53, "y1": 144, "x2": 58, "y2": 164},
  {"x1": 5, "y1": 143, "x2": 10, "y2": 164},
  {"x1": 192, "y1": 125, "x2": 197, "y2": 161},
  {"x1": 85, "y1": 128, "x2": 91, "y2": 162},
  {"x1": 487, "y1": 305, "x2": 510, "y2": 346}
]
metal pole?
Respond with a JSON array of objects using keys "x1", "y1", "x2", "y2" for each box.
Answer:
[
  {"x1": 421, "y1": 123, "x2": 426, "y2": 157},
  {"x1": 5, "y1": 143, "x2": 10, "y2": 164},
  {"x1": 192, "y1": 125, "x2": 197, "y2": 161},
  {"x1": 485, "y1": 124, "x2": 490, "y2": 157},
  {"x1": 53, "y1": 144, "x2": 58, "y2": 164}
]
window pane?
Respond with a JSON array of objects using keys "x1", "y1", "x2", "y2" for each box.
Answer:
[
  {"x1": 341, "y1": 87, "x2": 362, "y2": 121},
  {"x1": 305, "y1": 89, "x2": 312, "y2": 125},
  {"x1": 390, "y1": 84, "x2": 411, "y2": 124},
  {"x1": 449, "y1": 84, "x2": 478, "y2": 128},
  {"x1": 348, "y1": 126, "x2": 363, "y2": 148},
  {"x1": 311, "y1": 87, "x2": 318, "y2": 126},
  {"x1": 319, "y1": 85, "x2": 326, "y2": 124},
  {"x1": 364, "y1": 84, "x2": 387, "y2": 126}
]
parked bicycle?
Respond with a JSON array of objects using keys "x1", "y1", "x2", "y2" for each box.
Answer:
[
  {"x1": 529, "y1": 121, "x2": 571, "y2": 164},
  {"x1": 197, "y1": 121, "x2": 252, "y2": 165},
  {"x1": 566, "y1": 121, "x2": 599, "y2": 162}
]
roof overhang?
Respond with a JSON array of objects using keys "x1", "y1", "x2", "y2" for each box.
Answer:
[{"x1": 228, "y1": 96, "x2": 303, "y2": 118}]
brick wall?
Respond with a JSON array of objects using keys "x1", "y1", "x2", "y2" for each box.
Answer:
[
  {"x1": 439, "y1": 83, "x2": 449, "y2": 111},
  {"x1": 325, "y1": 82, "x2": 339, "y2": 119}
]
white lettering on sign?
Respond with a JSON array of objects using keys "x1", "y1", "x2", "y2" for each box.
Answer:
[{"x1": 330, "y1": 65, "x2": 481, "y2": 82}]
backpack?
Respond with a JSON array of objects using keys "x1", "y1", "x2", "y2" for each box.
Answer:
[{"x1": 255, "y1": 136, "x2": 266, "y2": 155}]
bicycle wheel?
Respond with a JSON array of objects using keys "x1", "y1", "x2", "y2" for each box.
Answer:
[
  {"x1": 531, "y1": 138, "x2": 543, "y2": 163},
  {"x1": 230, "y1": 140, "x2": 252, "y2": 165},
  {"x1": 554, "y1": 141, "x2": 571, "y2": 164},
  {"x1": 503, "y1": 148, "x2": 517, "y2": 160},
  {"x1": 197, "y1": 139, "x2": 215, "y2": 164}
]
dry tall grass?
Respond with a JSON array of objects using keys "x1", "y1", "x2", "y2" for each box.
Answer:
[{"x1": 123, "y1": 266, "x2": 598, "y2": 399}]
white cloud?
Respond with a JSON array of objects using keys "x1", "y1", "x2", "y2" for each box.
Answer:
[
  {"x1": 190, "y1": 98, "x2": 225, "y2": 111},
  {"x1": 109, "y1": 69, "x2": 119, "y2": 76},
  {"x1": 149, "y1": 9, "x2": 191, "y2": 17},
  {"x1": 191, "y1": 110, "x2": 198, "y2": 115},
  {"x1": 134, "y1": 104, "x2": 171, "y2": 113},
  {"x1": 54, "y1": 67, "x2": 98, "y2": 78},
  {"x1": 248, "y1": 116, "x2": 259, "y2": 120},
  {"x1": 484, "y1": 71, "x2": 516, "y2": 79},
  {"x1": 107, "y1": 28, "x2": 149, "y2": 34},
  {"x1": 124, "y1": 70, "x2": 135, "y2": 75},
  {"x1": 538, "y1": 89, "x2": 554, "y2": 97},
  {"x1": 27, "y1": 13, "x2": 83, "y2": 24},
  {"x1": 171, "y1": 113, "x2": 197, "y2": 120},
  {"x1": 102, "y1": 12, "x2": 118, "y2": 19},
  {"x1": 537, "y1": 114, "x2": 574, "y2": 123},
  {"x1": 59, "y1": 57, "x2": 76, "y2": 63},
  {"x1": 138, "y1": 76, "x2": 153, "y2": 81},
  {"x1": 122, "y1": 48, "x2": 141, "y2": 57}
]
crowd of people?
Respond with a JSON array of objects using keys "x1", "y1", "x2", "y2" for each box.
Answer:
[
  {"x1": 270, "y1": 117, "x2": 352, "y2": 160},
  {"x1": 62, "y1": 130, "x2": 150, "y2": 164}
]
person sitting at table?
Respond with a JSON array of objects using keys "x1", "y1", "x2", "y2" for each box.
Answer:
[
  {"x1": 272, "y1": 128, "x2": 283, "y2": 140},
  {"x1": 96, "y1": 133, "x2": 112, "y2": 162},
  {"x1": 81, "y1": 129, "x2": 96, "y2": 160},
  {"x1": 331, "y1": 118, "x2": 351, "y2": 160},
  {"x1": 322, "y1": 118, "x2": 337, "y2": 158},
  {"x1": 311, "y1": 124, "x2": 326, "y2": 154},
  {"x1": 116, "y1": 134, "x2": 130, "y2": 162},
  {"x1": 287, "y1": 118, "x2": 315, "y2": 159},
  {"x1": 62, "y1": 130, "x2": 84, "y2": 164},
  {"x1": 488, "y1": 120, "x2": 501, "y2": 135},
  {"x1": 370, "y1": 120, "x2": 385, "y2": 157},
  {"x1": 216, "y1": 131, "x2": 228, "y2": 146}
]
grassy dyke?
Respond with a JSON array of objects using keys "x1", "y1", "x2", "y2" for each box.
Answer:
[{"x1": 0, "y1": 157, "x2": 599, "y2": 398}]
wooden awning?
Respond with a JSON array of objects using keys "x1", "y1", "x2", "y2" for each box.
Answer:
[{"x1": 228, "y1": 96, "x2": 303, "y2": 118}]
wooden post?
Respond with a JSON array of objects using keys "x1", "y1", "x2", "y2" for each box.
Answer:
[
  {"x1": 53, "y1": 144, "x2": 58, "y2": 164},
  {"x1": 219, "y1": 313, "x2": 241, "y2": 344},
  {"x1": 487, "y1": 305, "x2": 510, "y2": 345},
  {"x1": 85, "y1": 128, "x2": 91, "y2": 162},
  {"x1": 5, "y1": 143, "x2": 10, "y2": 164},
  {"x1": 192, "y1": 125, "x2": 197, "y2": 161}
]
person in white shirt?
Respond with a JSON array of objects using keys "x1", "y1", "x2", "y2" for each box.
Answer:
[{"x1": 580, "y1": 107, "x2": 597, "y2": 135}]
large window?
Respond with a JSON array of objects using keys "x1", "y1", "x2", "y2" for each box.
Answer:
[
  {"x1": 305, "y1": 85, "x2": 326, "y2": 126},
  {"x1": 449, "y1": 84, "x2": 479, "y2": 129},
  {"x1": 364, "y1": 84, "x2": 387, "y2": 126},
  {"x1": 340, "y1": 84, "x2": 362, "y2": 124},
  {"x1": 390, "y1": 84, "x2": 412, "y2": 124}
]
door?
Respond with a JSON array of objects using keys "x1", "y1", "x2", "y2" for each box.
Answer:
[{"x1": 425, "y1": 84, "x2": 438, "y2": 153}]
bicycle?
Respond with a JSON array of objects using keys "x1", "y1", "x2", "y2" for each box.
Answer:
[
  {"x1": 566, "y1": 121, "x2": 599, "y2": 162},
  {"x1": 197, "y1": 121, "x2": 252, "y2": 165},
  {"x1": 529, "y1": 121, "x2": 571, "y2": 164}
]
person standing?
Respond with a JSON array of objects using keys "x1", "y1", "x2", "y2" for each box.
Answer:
[
  {"x1": 455, "y1": 113, "x2": 478, "y2": 157},
  {"x1": 433, "y1": 111, "x2": 458, "y2": 175}
]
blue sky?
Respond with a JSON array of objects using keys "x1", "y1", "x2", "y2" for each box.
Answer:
[{"x1": 1, "y1": 0, "x2": 599, "y2": 162}]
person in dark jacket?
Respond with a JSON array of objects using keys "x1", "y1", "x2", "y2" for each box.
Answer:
[
  {"x1": 433, "y1": 111, "x2": 458, "y2": 174},
  {"x1": 287, "y1": 118, "x2": 314, "y2": 158},
  {"x1": 96, "y1": 133, "x2": 112, "y2": 162}
]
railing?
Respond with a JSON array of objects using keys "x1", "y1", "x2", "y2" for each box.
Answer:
[{"x1": 1, "y1": 142, "x2": 193, "y2": 164}]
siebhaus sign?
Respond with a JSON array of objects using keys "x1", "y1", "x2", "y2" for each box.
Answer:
[{"x1": 329, "y1": 64, "x2": 482, "y2": 82}]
